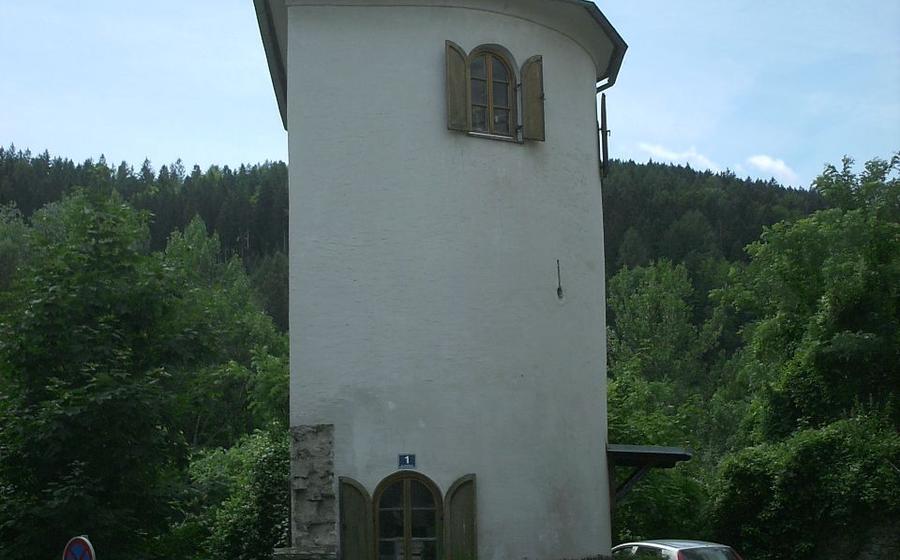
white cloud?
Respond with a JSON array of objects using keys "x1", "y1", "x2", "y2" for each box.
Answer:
[
  {"x1": 746, "y1": 154, "x2": 799, "y2": 185},
  {"x1": 637, "y1": 143, "x2": 720, "y2": 172}
]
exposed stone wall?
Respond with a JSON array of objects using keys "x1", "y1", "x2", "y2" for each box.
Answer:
[
  {"x1": 289, "y1": 424, "x2": 337, "y2": 558},
  {"x1": 816, "y1": 519, "x2": 900, "y2": 560}
]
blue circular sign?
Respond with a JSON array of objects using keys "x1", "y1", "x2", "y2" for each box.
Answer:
[{"x1": 63, "y1": 536, "x2": 95, "y2": 560}]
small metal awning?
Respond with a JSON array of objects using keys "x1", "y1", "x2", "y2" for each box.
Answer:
[
  {"x1": 608, "y1": 444, "x2": 692, "y2": 468},
  {"x1": 607, "y1": 444, "x2": 692, "y2": 507}
]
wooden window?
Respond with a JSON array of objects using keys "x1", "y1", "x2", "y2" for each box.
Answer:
[
  {"x1": 469, "y1": 50, "x2": 515, "y2": 137},
  {"x1": 446, "y1": 41, "x2": 545, "y2": 142},
  {"x1": 375, "y1": 473, "x2": 442, "y2": 560}
]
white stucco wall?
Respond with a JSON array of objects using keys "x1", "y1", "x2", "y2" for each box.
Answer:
[{"x1": 286, "y1": 2, "x2": 610, "y2": 557}]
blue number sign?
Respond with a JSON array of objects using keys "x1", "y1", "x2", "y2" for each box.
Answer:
[
  {"x1": 63, "y1": 536, "x2": 95, "y2": 560},
  {"x1": 398, "y1": 454, "x2": 416, "y2": 469}
]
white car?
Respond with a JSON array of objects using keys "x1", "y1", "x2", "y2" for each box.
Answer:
[{"x1": 612, "y1": 540, "x2": 743, "y2": 560}]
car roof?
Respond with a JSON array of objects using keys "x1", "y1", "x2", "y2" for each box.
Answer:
[{"x1": 614, "y1": 540, "x2": 731, "y2": 551}]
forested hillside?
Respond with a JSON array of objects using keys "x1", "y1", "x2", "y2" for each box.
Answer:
[
  {"x1": 0, "y1": 147, "x2": 289, "y2": 330},
  {"x1": 1, "y1": 145, "x2": 897, "y2": 560}
]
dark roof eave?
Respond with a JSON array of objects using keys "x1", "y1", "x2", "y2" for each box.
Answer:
[
  {"x1": 577, "y1": 0, "x2": 628, "y2": 88},
  {"x1": 254, "y1": 0, "x2": 288, "y2": 130},
  {"x1": 607, "y1": 444, "x2": 692, "y2": 469}
]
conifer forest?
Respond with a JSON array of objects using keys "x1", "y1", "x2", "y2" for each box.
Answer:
[{"x1": 0, "y1": 145, "x2": 897, "y2": 560}]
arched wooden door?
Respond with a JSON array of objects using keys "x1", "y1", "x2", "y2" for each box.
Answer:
[{"x1": 374, "y1": 472, "x2": 442, "y2": 560}]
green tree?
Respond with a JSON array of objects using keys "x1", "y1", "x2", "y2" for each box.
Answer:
[
  {"x1": 0, "y1": 204, "x2": 27, "y2": 292},
  {"x1": 709, "y1": 154, "x2": 900, "y2": 559},
  {"x1": 711, "y1": 415, "x2": 900, "y2": 560},
  {"x1": 607, "y1": 372, "x2": 707, "y2": 542},
  {"x1": 616, "y1": 226, "x2": 650, "y2": 269},
  {"x1": 0, "y1": 194, "x2": 290, "y2": 559},
  {"x1": 723, "y1": 154, "x2": 899, "y2": 438},
  {"x1": 0, "y1": 192, "x2": 185, "y2": 559},
  {"x1": 608, "y1": 260, "x2": 718, "y2": 389},
  {"x1": 160, "y1": 216, "x2": 287, "y2": 448},
  {"x1": 607, "y1": 261, "x2": 719, "y2": 543},
  {"x1": 161, "y1": 427, "x2": 290, "y2": 560},
  {"x1": 813, "y1": 153, "x2": 899, "y2": 219},
  {"x1": 251, "y1": 251, "x2": 289, "y2": 331}
]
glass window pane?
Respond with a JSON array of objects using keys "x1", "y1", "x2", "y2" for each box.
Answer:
[
  {"x1": 472, "y1": 106, "x2": 488, "y2": 132},
  {"x1": 379, "y1": 509, "x2": 403, "y2": 539},
  {"x1": 410, "y1": 480, "x2": 435, "y2": 508},
  {"x1": 679, "y1": 548, "x2": 741, "y2": 560},
  {"x1": 470, "y1": 55, "x2": 486, "y2": 79},
  {"x1": 410, "y1": 539, "x2": 437, "y2": 560},
  {"x1": 410, "y1": 509, "x2": 436, "y2": 538},
  {"x1": 493, "y1": 81, "x2": 509, "y2": 108},
  {"x1": 379, "y1": 482, "x2": 402, "y2": 509},
  {"x1": 471, "y1": 78, "x2": 487, "y2": 106},
  {"x1": 491, "y1": 57, "x2": 509, "y2": 82},
  {"x1": 493, "y1": 109, "x2": 510, "y2": 135},
  {"x1": 379, "y1": 540, "x2": 405, "y2": 560}
]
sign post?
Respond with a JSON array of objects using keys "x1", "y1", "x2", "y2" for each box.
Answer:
[{"x1": 63, "y1": 536, "x2": 95, "y2": 560}]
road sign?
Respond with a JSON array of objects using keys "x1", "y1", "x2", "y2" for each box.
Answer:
[{"x1": 63, "y1": 536, "x2": 95, "y2": 560}]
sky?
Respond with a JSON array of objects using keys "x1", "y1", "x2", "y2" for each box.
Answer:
[{"x1": 1, "y1": 0, "x2": 898, "y2": 188}]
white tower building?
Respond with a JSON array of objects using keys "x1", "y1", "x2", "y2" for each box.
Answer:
[{"x1": 254, "y1": 2, "x2": 627, "y2": 558}]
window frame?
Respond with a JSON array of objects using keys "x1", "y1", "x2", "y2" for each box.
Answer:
[
  {"x1": 373, "y1": 471, "x2": 444, "y2": 560},
  {"x1": 467, "y1": 46, "x2": 517, "y2": 139}
]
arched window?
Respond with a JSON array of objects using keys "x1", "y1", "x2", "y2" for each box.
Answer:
[
  {"x1": 469, "y1": 49, "x2": 515, "y2": 136},
  {"x1": 374, "y1": 472, "x2": 442, "y2": 560},
  {"x1": 446, "y1": 41, "x2": 544, "y2": 142}
]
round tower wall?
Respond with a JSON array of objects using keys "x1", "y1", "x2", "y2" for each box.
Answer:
[{"x1": 286, "y1": 2, "x2": 611, "y2": 557}]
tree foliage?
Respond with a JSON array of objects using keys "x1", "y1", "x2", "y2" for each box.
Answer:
[
  {"x1": 0, "y1": 191, "x2": 288, "y2": 559},
  {"x1": 718, "y1": 154, "x2": 899, "y2": 437},
  {"x1": 706, "y1": 154, "x2": 900, "y2": 558},
  {"x1": 608, "y1": 260, "x2": 717, "y2": 388},
  {"x1": 607, "y1": 153, "x2": 898, "y2": 557},
  {"x1": 711, "y1": 415, "x2": 900, "y2": 560},
  {"x1": 0, "y1": 192, "x2": 183, "y2": 558}
]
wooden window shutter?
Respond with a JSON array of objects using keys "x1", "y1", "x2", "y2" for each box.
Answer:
[
  {"x1": 444, "y1": 474, "x2": 477, "y2": 560},
  {"x1": 446, "y1": 40, "x2": 469, "y2": 131},
  {"x1": 339, "y1": 477, "x2": 374, "y2": 560},
  {"x1": 521, "y1": 55, "x2": 545, "y2": 141}
]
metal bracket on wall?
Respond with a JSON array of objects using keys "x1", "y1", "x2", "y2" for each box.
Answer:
[{"x1": 615, "y1": 462, "x2": 656, "y2": 503}]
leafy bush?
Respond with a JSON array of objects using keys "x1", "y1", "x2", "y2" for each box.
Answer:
[
  {"x1": 711, "y1": 414, "x2": 900, "y2": 560},
  {"x1": 192, "y1": 427, "x2": 290, "y2": 560}
]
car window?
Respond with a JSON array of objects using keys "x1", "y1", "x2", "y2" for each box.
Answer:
[
  {"x1": 678, "y1": 547, "x2": 740, "y2": 560},
  {"x1": 634, "y1": 546, "x2": 665, "y2": 559},
  {"x1": 613, "y1": 547, "x2": 637, "y2": 559}
]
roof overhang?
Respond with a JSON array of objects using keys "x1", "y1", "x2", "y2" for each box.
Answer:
[
  {"x1": 254, "y1": 0, "x2": 289, "y2": 130},
  {"x1": 572, "y1": 0, "x2": 628, "y2": 92},
  {"x1": 253, "y1": 0, "x2": 627, "y2": 130},
  {"x1": 607, "y1": 444, "x2": 693, "y2": 507},
  {"x1": 607, "y1": 444, "x2": 693, "y2": 468}
]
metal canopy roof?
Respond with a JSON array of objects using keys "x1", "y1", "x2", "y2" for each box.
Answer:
[
  {"x1": 607, "y1": 444, "x2": 693, "y2": 506},
  {"x1": 607, "y1": 444, "x2": 693, "y2": 468},
  {"x1": 253, "y1": 0, "x2": 628, "y2": 130}
]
